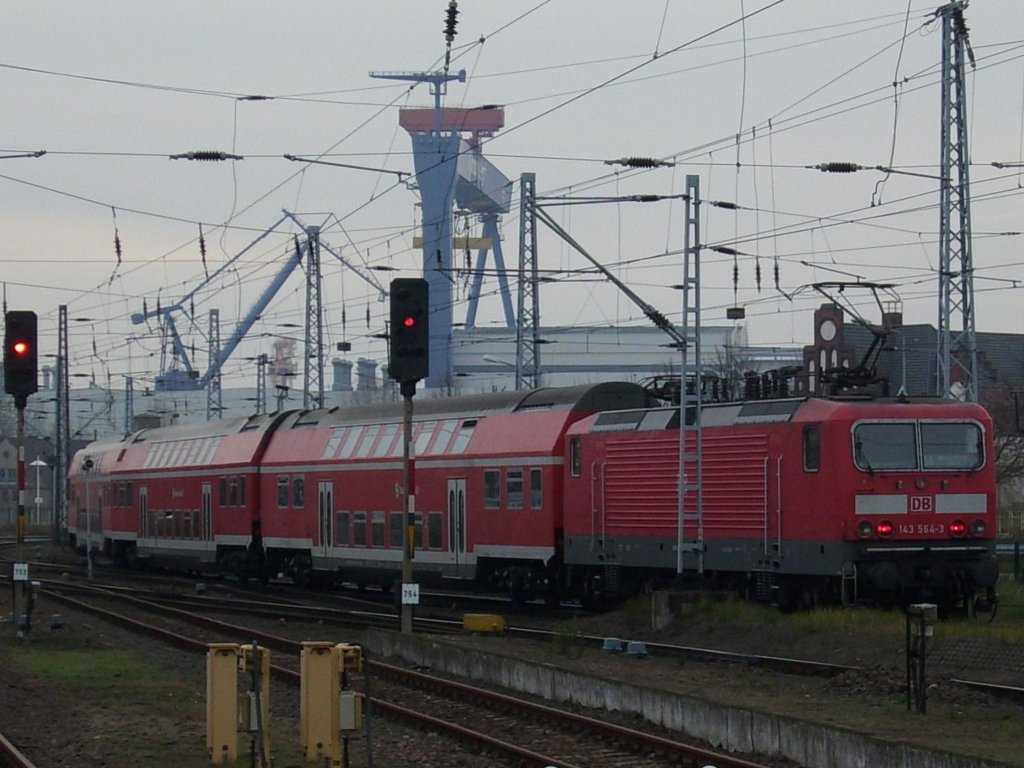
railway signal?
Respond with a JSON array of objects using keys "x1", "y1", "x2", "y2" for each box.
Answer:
[
  {"x1": 387, "y1": 278, "x2": 429, "y2": 635},
  {"x1": 4, "y1": 310, "x2": 38, "y2": 403},
  {"x1": 388, "y1": 278, "x2": 429, "y2": 389}
]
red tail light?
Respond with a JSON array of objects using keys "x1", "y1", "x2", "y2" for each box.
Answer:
[
  {"x1": 876, "y1": 520, "x2": 894, "y2": 537},
  {"x1": 949, "y1": 520, "x2": 967, "y2": 537}
]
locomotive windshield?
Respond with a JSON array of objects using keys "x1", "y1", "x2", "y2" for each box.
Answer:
[{"x1": 853, "y1": 421, "x2": 983, "y2": 472}]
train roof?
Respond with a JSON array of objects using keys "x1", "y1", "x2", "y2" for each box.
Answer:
[
  {"x1": 272, "y1": 381, "x2": 654, "y2": 431},
  {"x1": 572, "y1": 394, "x2": 991, "y2": 434}
]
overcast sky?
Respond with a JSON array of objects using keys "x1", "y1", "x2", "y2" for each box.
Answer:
[{"x1": 2, "y1": 1, "x2": 1022, "y2": 392}]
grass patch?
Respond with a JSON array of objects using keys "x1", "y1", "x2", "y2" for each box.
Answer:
[
  {"x1": 6, "y1": 645, "x2": 200, "y2": 712},
  {"x1": 552, "y1": 615, "x2": 585, "y2": 658},
  {"x1": 683, "y1": 595, "x2": 783, "y2": 626}
]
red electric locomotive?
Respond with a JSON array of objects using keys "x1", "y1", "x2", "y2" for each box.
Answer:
[{"x1": 561, "y1": 395, "x2": 999, "y2": 613}]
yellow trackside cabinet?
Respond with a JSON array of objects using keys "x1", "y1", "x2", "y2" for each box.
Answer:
[
  {"x1": 463, "y1": 613, "x2": 506, "y2": 633},
  {"x1": 300, "y1": 641, "x2": 341, "y2": 766},
  {"x1": 207, "y1": 644, "x2": 240, "y2": 764}
]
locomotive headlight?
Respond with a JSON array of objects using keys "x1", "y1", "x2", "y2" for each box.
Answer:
[
  {"x1": 876, "y1": 520, "x2": 894, "y2": 537},
  {"x1": 856, "y1": 520, "x2": 874, "y2": 538},
  {"x1": 970, "y1": 519, "x2": 986, "y2": 537},
  {"x1": 949, "y1": 520, "x2": 967, "y2": 537}
]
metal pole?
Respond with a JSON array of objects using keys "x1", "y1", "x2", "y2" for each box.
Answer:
[
  {"x1": 34, "y1": 458, "x2": 41, "y2": 526},
  {"x1": 16, "y1": 405, "x2": 25, "y2": 545},
  {"x1": 400, "y1": 392, "x2": 414, "y2": 633},
  {"x1": 83, "y1": 458, "x2": 93, "y2": 580}
]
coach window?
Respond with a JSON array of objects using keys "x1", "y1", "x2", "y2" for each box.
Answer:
[
  {"x1": 228, "y1": 477, "x2": 239, "y2": 506},
  {"x1": 277, "y1": 476, "x2": 289, "y2": 507},
  {"x1": 335, "y1": 512, "x2": 349, "y2": 546},
  {"x1": 428, "y1": 511, "x2": 443, "y2": 549},
  {"x1": 507, "y1": 469, "x2": 524, "y2": 509},
  {"x1": 292, "y1": 477, "x2": 305, "y2": 508},
  {"x1": 238, "y1": 476, "x2": 246, "y2": 506},
  {"x1": 803, "y1": 426, "x2": 820, "y2": 472},
  {"x1": 530, "y1": 469, "x2": 543, "y2": 509},
  {"x1": 569, "y1": 438, "x2": 582, "y2": 477},
  {"x1": 390, "y1": 512, "x2": 403, "y2": 548},
  {"x1": 353, "y1": 512, "x2": 367, "y2": 546},
  {"x1": 219, "y1": 477, "x2": 228, "y2": 506},
  {"x1": 484, "y1": 469, "x2": 500, "y2": 509},
  {"x1": 371, "y1": 511, "x2": 385, "y2": 546}
]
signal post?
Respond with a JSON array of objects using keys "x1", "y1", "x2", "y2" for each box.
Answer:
[
  {"x1": 4, "y1": 311, "x2": 38, "y2": 545},
  {"x1": 388, "y1": 278, "x2": 429, "y2": 633}
]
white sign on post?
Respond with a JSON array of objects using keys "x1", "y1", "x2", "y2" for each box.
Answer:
[
  {"x1": 401, "y1": 583, "x2": 420, "y2": 605},
  {"x1": 12, "y1": 563, "x2": 28, "y2": 582}
]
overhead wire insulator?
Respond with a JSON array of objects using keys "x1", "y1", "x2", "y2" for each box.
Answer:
[
  {"x1": 443, "y1": 0, "x2": 459, "y2": 72},
  {"x1": 813, "y1": 162, "x2": 863, "y2": 173},
  {"x1": 169, "y1": 151, "x2": 244, "y2": 161},
  {"x1": 444, "y1": 0, "x2": 459, "y2": 41},
  {"x1": 199, "y1": 223, "x2": 208, "y2": 278},
  {"x1": 604, "y1": 157, "x2": 674, "y2": 168}
]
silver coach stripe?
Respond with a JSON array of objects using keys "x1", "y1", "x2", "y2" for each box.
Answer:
[{"x1": 855, "y1": 494, "x2": 907, "y2": 515}]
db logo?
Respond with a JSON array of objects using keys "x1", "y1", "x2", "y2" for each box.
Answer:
[{"x1": 910, "y1": 496, "x2": 933, "y2": 513}]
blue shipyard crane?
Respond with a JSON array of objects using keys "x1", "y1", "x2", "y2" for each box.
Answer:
[
  {"x1": 369, "y1": 68, "x2": 513, "y2": 389},
  {"x1": 131, "y1": 211, "x2": 386, "y2": 402}
]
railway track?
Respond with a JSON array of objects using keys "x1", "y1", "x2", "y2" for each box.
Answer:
[
  {"x1": 39, "y1": 583, "x2": 784, "y2": 768},
  {"x1": 31, "y1": 575, "x2": 1024, "y2": 703},
  {"x1": 0, "y1": 732, "x2": 38, "y2": 768}
]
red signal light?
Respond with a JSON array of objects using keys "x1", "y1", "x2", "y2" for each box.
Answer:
[
  {"x1": 12, "y1": 340, "x2": 29, "y2": 356},
  {"x1": 402, "y1": 316, "x2": 416, "y2": 328}
]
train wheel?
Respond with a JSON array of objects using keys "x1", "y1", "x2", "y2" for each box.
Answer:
[{"x1": 972, "y1": 589, "x2": 998, "y2": 623}]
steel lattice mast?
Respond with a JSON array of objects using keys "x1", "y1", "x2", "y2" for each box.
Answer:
[
  {"x1": 936, "y1": 1, "x2": 977, "y2": 401},
  {"x1": 516, "y1": 173, "x2": 541, "y2": 390}
]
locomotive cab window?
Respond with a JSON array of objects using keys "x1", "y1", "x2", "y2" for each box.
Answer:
[
  {"x1": 277, "y1": 476, "x2": 289, "y2": 507},
  {"x1": 854, "y1": 422, "x2": 917, "y2": 471},
  {"x1": 803, "y1": 425, "x2": 820, "y2": 472},
  {"x1": 292, "y1": 477, "x2": 305, "y2": 508},
  {"x1": 569, "y1": 438, "x2": 582, "y2": 477},
  {"x1": 921, "y1": 422, "x2": 983, "y2": 470}
]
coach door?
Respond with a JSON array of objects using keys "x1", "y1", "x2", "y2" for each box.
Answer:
[
  {"x1": 201, "y1": 483, "x2": 212, "y2": 541},
  {"x1": 447, "y1": 478, "x2": 466, "y2": 570},
  {"x1": 139, "y1": 486, "x2": 148, "y2": 538},
  {"x1": 316, "y1": 481, "x2": 333, "y2": 557}
]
